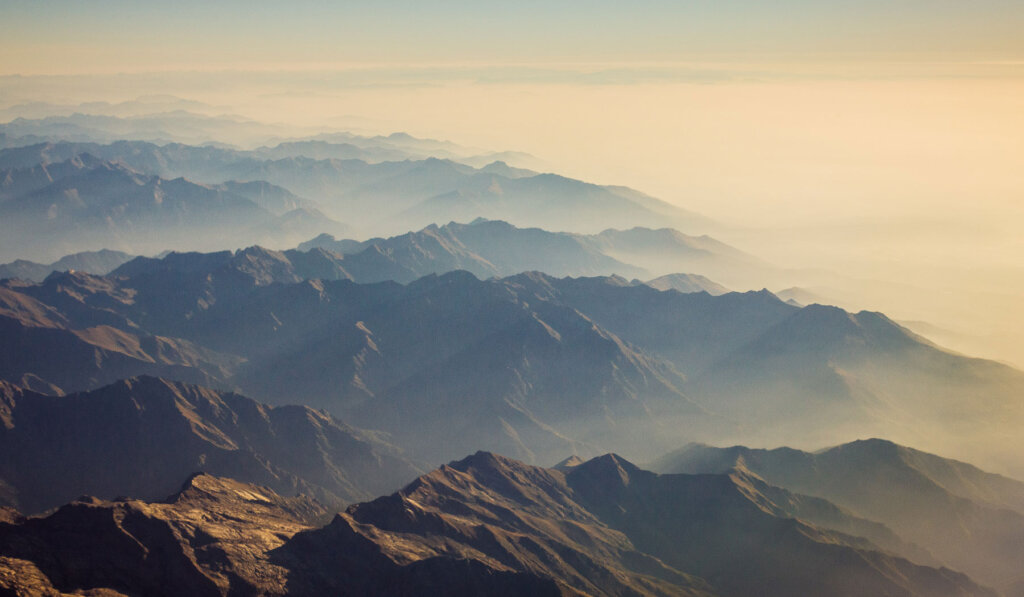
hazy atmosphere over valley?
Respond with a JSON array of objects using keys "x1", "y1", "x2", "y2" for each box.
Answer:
[{"x1": 1, "y1": 2, "x2": 1022, "y2": 596}]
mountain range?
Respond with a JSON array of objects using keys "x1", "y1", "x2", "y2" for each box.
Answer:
[
  {"x1": 0, "y1": 248, "x2": 136, "y2": 282},
  {"x1": 3, "y1": 248, "x2": 1023, "y2": 474},
  {"x1": 0, "y1": 139, "x2": 710, "y2": 250},
  {"x1": 1, "y1": 99, "x2": 1021, "y2": 597},
  {"x1": 0, "y1": 216, "x2": 755, "y2": 298},
  {"x1": 0, "y1": 450, "x2": 1001, "y2": 597},
  {"x1": 294, "y1": 218, "x2": 757, "y2": 286},
  {"x1": 0, "y1": 108, "x2": 547, "y2": 168},
  {"x1": 0, "y1": 155, "x2": 343, "y2": 260}
]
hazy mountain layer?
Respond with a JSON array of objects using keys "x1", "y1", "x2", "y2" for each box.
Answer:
[
  {"x1": 298, "y1": 219, "x2": 647, "y2": 281},
  {"x1": 0, "y1": 111, "x2": 544, "y2": 167},
  {"x1": 651, "y1": 438, "x2": 1024, "y2": 596},
  {"x1": 685, "y1": 305, "x2": 1024, "y2": 469},
  {"x1": 641, "y1": 273, "x2": 730, "y2": 295},
  {"x1": 0, "y1": 139, "x2": 706, "y2": 241},
  {"x1": 0, "y1": 156, "x2": 344, "y2": 261},
  {"x1": 0, "y1": 249, "x2": 136, "y2": 282},
  {"x1": 2, "y1": 256, "x2": 1022, "y2": 474},
  {"x1": 298, "y1": 219, "x2": 753, "y2": 285}
]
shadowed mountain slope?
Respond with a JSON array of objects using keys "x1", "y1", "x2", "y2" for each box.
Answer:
[
  {"x1": 2, "y1": 261, "x2": 1023, "y2": 474},
  {"x1": 284, "y1": 452, "x2": 993, "y2": 597},
  {"x1": 0, "y1": 376, "x2": 421, "y2": 514}
]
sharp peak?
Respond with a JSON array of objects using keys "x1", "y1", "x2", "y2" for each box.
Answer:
[
  {"x1": 41, "y1": 268, "x2": 104, "y2": 283},
  {"x1": 167, "y1": 472, "x2": 271, "y2": 505},
  {"x1": 588, "y1": 452, "x2": 640, "y2": 467},
  {"x1": 572, "y1": 453, "x2": 645, "y2": 479}
]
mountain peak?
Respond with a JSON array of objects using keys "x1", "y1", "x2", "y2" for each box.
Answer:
[{"x1": 570, "y1": 453, "x2": 645, "y2": 488}]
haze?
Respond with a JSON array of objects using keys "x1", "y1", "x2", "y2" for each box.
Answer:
[{"x1": 2, "y1": 0, "x2": 1023, "y2": 366}]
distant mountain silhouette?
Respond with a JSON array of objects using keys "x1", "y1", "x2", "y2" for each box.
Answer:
[
  {"x1": 0, "y1": 156, "x2": 344, "y2": 260},
  {"x1": 640, "y1": 273, "x2": 730, "y2": 295},
  {"x1": 0, "y1": 113, "x2": 545, "y2": 167},
  {"x1": 297, "y1": 219, "x2": 751, "y2": 283},
  {"x1": 298, "y1": 219, "x2": 646, "y2": 281},
  {"x1": 0, "y1": 248, "x2": 136, "y2": 282},
  {"x1": 0, "y1": 140, "x2": 710, "y2": 241},
  {"x1": 685, "y1": 305, "x2": 1024, "y2": 464}
]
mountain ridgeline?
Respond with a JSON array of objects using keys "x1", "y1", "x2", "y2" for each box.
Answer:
[
  {"x1": 0, "y1": 451, "x2": 1000, "y2": 597},
  {"x1": 0, "y1": 138, "x2": 710, "y2": 261},
  {"x1": 2, "y1": 238, "x2": 1023, "y2": 475}
]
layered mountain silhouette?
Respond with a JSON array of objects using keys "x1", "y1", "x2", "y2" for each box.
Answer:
[
  {"x1": 641, "y1": 273, "x2": 730, "y2": 295},
  {"x1": 1, "y1": 102, "x2": 1019, "y2": 597},
  {"x1": 0, "y1": 140, "x2": 708, "y2": 242},
  {"x1": 583, "y1": 227, "x2": 763, "y2": 287},
  {"x1": 295, "y1": 219, "x2": 751, "y2": 285},
  {"x1": 0, "y1": 376, "x2": 421, "y2": 514},
  {"x1": 0, "y1": 155, "x2": 344, "y2": 260},
  {"x1": 0, "y1": 248, "x2": 135, "y2": 282},
  {"x1": 3, "y1": 257, "x2": 1023, "y2": 473},
  {"x1": 0, "y1": 453, "x2": 997, "y2": 596},
  {"x1": 652, "y1": 438, "x2": 1024, "y2": 596},
  {"x1": 297, "y1": 219, "x2": 646, "y2": 281},
  {"x1": 0, "y1": 111, "x2": 545, "y2": 167},
  {"x1": 684, "y1": 305, "x2": 1024, "y2": 466}
]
